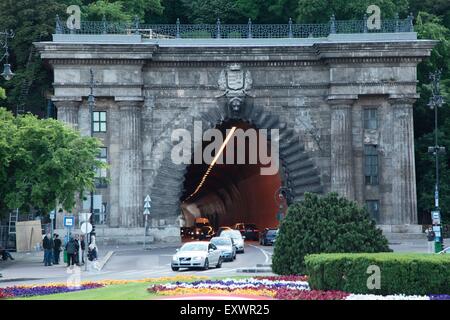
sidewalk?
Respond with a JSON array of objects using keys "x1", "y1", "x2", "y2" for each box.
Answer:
[{"x1": 0, "y1": 247, "x2": 111, "y2": 285}]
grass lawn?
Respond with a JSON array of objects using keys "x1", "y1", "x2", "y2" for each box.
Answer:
[
  {"x1": 18, "y1": 282, "x2": 159, "y2": 300},
  {"x1": 15, "y1": 276, "x2": 251, "y2": 300}
]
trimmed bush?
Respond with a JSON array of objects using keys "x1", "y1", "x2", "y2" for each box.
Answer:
[
  {"x1": 305, "y1": 253, "x2": 450, "y2": 295},
  {"x1": 272, "y1": 193, "x2": 390, "y2": 275}
]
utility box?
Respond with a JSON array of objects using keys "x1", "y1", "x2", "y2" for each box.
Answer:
[{"x1": 15, "y1": 221, "x2": 43, "y2": 252}]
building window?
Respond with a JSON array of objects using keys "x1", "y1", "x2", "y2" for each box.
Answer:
[
  {"x1": 364, "y1": 108, "x2": 378, "y2": 130},
  {"x1": 93, "y1": 111, "x2": 107, "y2": 132},
  {"x1": 366, "y1": 200, "x2": 380, "y2": 223},
  {"x1": 364, "y1": 145, "x2": 379, "y2": 185},
  {"x1": 95, "y1": 147, "x2": 108, "y2": 188}
]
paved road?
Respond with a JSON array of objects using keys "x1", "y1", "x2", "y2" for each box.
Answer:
[{"x1": 0, "y1": 241, "x2": 274, "y2": 287}]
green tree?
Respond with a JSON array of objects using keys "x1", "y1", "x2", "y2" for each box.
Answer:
[
  {"x1": 83, "y1": 0, "x2": 164, "y2": 21},
  {"x1": 0, "y1": 0, "x2": 69, "y2": 116},
  {"x1": 0, "y1": 107, "x2": 105, "y2": 217},
  {"x1": 414, "y1": 12, "x2": 450, "y2": 223},
  {"x1": 272, "y1": 193, "x2": 390, "y2": 275},
  {"x1": 296, "y1": 0, "x2": 409, "y2": 23}
]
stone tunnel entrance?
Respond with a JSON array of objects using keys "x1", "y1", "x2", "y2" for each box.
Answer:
[{"x1": 180, "y1": 119, "x2": 284, "y2": 233}]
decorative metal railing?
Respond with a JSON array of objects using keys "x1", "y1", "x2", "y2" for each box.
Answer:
[{"x1": 55, "y1": 14, "x2": 414, "y2": 39}]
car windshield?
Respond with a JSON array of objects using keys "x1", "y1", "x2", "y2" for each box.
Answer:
[
  {"x1": 245, "y1": 224, "x2": 257, "y2": 229},
  {"x1": 267, "y1": 230, "x2": 278, "y2": 235},
  {"x1": 211, "y1": 238, "x2": 231, "y2": 245},
  {"x1": 222, "y1": 230, "x2": 242, "y2": 239},
  {"x1": 179, "y1": 243, "x2": 208, "y2": 252}
]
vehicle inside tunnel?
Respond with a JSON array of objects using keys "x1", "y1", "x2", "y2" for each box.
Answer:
[{"x1": 180, "y1": 120, "x2": 285, "y2": 237}]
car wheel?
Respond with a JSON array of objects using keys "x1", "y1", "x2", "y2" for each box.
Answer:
[
  {"x1": 216, "y1": 257, "x2": 223, "y2": 268},
  {"x1": 203, "y1": 258, "x2": 209, "y2": 270},
  {"x1": 171, "y1": 266, "x2": 179, "y2": 271}
]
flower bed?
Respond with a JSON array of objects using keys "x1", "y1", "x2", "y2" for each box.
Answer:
[
  {"x1": 0, "y1": 283, "x2": 104, "y2": 298},
  {"x1": 148, "y1": 277, "x2": 450, "y2": 300}
]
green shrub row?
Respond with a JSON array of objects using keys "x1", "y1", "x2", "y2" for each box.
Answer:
[{"x1": 305, "y1": 253, "x2": 450, "y2": 295}]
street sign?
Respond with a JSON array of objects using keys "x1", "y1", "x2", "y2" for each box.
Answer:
[
  {"x1": 79, "y1": 212, "x2": 92, "y2": 223},
  {"x1": 143, "y1": 194, "x2": 152, "y2": 214},
  {"x1": 49, "y1": 211, "x2": 55, "y2": 220},
  {"x1": 80, "y1": 222, "x2": 93, "y2": 234},
  {"x1": 63, "y1": 216, "x2": 75, "y2": 228}
]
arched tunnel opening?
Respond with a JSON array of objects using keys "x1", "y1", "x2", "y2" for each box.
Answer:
[{"x1": 180, "y1": 119, "x2": 285, "y2": 238}]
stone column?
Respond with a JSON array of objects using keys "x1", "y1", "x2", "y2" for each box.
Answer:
[
  {"x1": 328, "y1": 95, "x2": 357, "y2": 200},
  {"x1": 53, "y1": 97, "x2": 82, "y2": 130},
  {"x1": 116, "y1": 97, "x2": 144, "y2": 228},
  {"x1": 389, "y1": 95, "x2": 418, "y2": 224},
  {"x1": 52, "y1": 98, "x2": 82, "y2": 228}
]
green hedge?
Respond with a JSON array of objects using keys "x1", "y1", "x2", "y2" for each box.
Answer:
[{"x1": 305, "y1": 253, "x2": 450, "y2": 295}]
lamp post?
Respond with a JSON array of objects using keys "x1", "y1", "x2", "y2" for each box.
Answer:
[
  {"x1": 87, "y1": 69, "x2": 95, "y2": 270},
  {"x1": 0, "y1": 30, "x2": 14, "y2": 81},
  {"x1": 427, "y1": 70, "x2": 445, "y2": 252}
]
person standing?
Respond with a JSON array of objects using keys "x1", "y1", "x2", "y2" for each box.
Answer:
[
  {"x1": 426, "y1": 227, "x2": 436, "y2": 253},
  {"x1": 42, "y1": 233, "x2": 54, "y2": 266},
  {"x1": 65, "y1": 236, "x2": 78, "y2": 267},
  {"x1": 74, "y1": 234, "x2": 81, "y2": 266},
  {"x1": 80, "y1": 235, "x2": 86, "y2": 264},
  {"x1": 53, "y1": 234, "x2": 62, "y2": 265}
]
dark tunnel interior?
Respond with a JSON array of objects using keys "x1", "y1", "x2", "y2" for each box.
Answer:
[{"x1": 180, "y1": 120, "x2": 284, "y2": 231}]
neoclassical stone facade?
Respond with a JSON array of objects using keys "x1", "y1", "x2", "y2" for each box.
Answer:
[{"x1": 36, "y1": 33, "x2": 435, "y2": 241}]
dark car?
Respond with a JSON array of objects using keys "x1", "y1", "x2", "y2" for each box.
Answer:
[
  {"x1": 192, "y1": 224, "x2": 215, "y2": 240},
  {"x1": 259, "y1": 228, "x2": 278, "y2": 246},
  {"x1": 233, "y1": 223, "x2": 260, "y2": 241}
]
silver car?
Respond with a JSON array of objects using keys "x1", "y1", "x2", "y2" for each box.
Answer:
[
  {"x1": 210, "y1": 237, "x2": 236, "y2": 261},
  {"x1": 220, "y1": 230, "x2": 245, "y2": 253},
  {"x1": 171, "y1": 241, "x2": 223, "y2": 271}
]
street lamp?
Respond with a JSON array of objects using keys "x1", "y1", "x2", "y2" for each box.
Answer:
[
  {"x1": 427, "y1": 70, "x2": 445, "y2": 252},
  {"x1": 0, "y1": 30, "x2": 15, "y2": 81},
  {"x1": 427, "y1": 70, "x2": 445, "y2": 209},
  {"x1": 87, "y1": 69, "x2": 95, "y2": 270}
]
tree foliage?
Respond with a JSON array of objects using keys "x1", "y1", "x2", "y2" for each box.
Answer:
[
  {"x1": 272, "y1": 193, "x2": 391, "y2": 275},
  {"x1": 0, "y1": 108, "x2": 105, "y2": 217}
]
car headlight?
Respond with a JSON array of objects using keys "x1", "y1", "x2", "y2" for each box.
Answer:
[
  {"x1": 172, "y1": 256, "x2": 178, "y2": 261},
  {"x1": 192, "y1": 256, "x2": 202, "y2": 261}
]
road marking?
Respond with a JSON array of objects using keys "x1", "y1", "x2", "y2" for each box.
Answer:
[{"x1": 249, "y1": 244, "x2": 271, "y2": 264}]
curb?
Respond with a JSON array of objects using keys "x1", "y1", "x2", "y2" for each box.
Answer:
[{"x1": 237, "y1": 268, "x2": 273, "y2": 273}]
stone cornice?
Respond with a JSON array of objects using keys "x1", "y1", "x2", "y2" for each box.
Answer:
[
  {"x1": 388, "y1": 94, "x2": 420, "y2": 106},
  {"x1": 327, "y1": 94, "x2": 358, "y2": 106},
  {"x1": 49, "y1": 59, "x2": 146, "y2": 65}
]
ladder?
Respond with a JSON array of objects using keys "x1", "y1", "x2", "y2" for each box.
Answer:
[
  {"x1": 8, "y1": 209, "x2": 18, "y2": 234},
  {"x1": 16, "y1": 45, "x2": 37, "y2": 115}
]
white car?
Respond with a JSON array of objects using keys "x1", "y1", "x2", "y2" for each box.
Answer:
[
  {"x1": 171, "y1": 241, "x2": 223, "y2": 271},
  {"x1": 220, "y1": 230, "x2": 245, "y2": 253},
  {"x1": 210, "y1": 237, "x2": 236, "y2": 261}
]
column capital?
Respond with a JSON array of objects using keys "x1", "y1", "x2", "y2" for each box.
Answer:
[
  {"x1": 327, "y1": 94, "x2": 358, "y2": 107},
  {"x1": 388, "y1": 94, "x2": 419, "y2": 106},
  {"x1": 115, "y1": 96, "x2": 144, "y2": 109},
  {"x1": 52, "y1": 97, "x2": 82, "y2": 109}
]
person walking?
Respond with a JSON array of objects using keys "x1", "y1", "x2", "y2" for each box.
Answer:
[
  {"x1": 53, "y1": 234, "x2": 62, "y2": 265},
  {"x1": 426, "y1": 227, "x2": 436, "y2": 253},
  {"x1": 42, "y1": 233, "x2": 54, "y2": 266},
  {"x1": 88, "y1": 233, "x2": 98, "y2": 261},
  {"x1": 65, "y1": 236, "x2": 79, "y2": 267}
]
